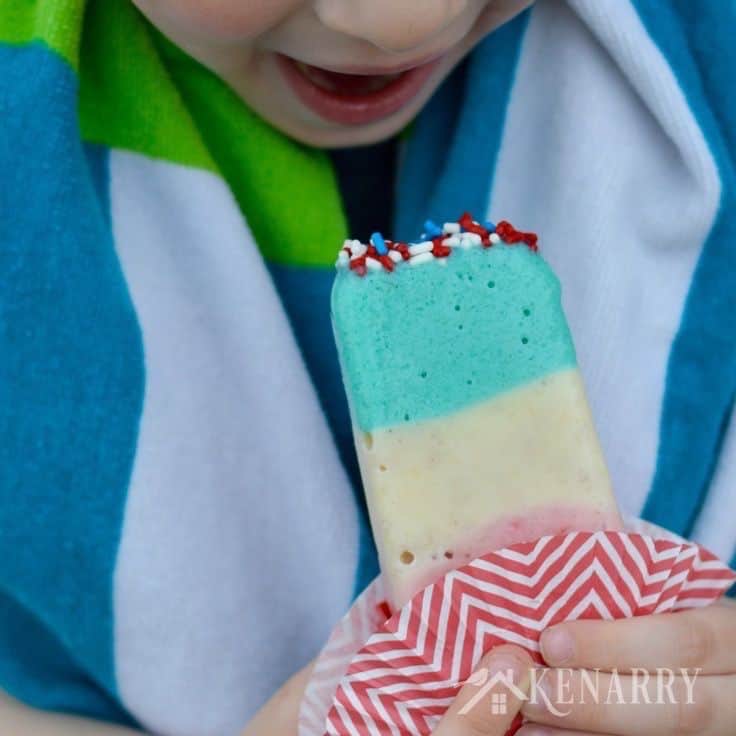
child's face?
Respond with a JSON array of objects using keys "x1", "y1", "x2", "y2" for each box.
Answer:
[{"x1": 132, "y1": 0, "x2": 532, "y2": 148}]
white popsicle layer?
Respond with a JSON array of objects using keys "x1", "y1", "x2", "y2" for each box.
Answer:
[{"x1": 356, "y1": 369, "x2": 619, "y2": 608}]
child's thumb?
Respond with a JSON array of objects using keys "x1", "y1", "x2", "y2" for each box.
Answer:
[{"x1": 433, "y1": 645, "x2": 533, "y2": 736}]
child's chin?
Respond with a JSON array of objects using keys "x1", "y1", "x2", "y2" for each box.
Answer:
[{"x1": 261, "y1": 107, "x2": 417, "y2": 149}]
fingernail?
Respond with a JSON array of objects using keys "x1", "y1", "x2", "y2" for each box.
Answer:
[
  {"x1": 485, "y1": 652, "x2": 530, "y2": 690},
  {"x1": 540, "y1": 626, "x2": 574, "y2": 665}
]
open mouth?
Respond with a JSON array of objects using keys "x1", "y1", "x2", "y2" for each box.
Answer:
[
  {"x1": 296, "y1": 62, "x2": 405, "y2": 95},
  {"x1": 276, "y1": 54, "x2": 443, "y2": 126}
]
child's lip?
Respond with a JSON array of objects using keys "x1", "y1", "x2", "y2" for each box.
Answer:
[
  {"x1": 300, "y1": 52, "x2": 447, "y2": 77},
  {"x1": 275, "y1": 53, "x2": 444, "y2": 126}
]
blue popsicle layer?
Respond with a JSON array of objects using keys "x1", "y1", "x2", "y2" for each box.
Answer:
[{"x1": 332, "y1": 233, "x2": 577, "y2": 432}]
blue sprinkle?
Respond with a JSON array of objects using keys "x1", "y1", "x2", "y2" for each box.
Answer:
[
  {"x1": 484, "y1": 220, "x2": 496, "y2": 231},
  {"x1": 423, "y1": 219, "x2": 443, "y2": 238},
  {"x1": 371, "y1": 232, "x2": 388, "y2": 256}
]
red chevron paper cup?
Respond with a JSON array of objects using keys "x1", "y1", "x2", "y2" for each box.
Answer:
[{"x1": 299, "y1": 525, "x2": 735, "y2": 736}]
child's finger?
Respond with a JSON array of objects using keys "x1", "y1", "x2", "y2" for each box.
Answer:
[
  {"x1": 539, "y1": 601, "x2": 736, "y2": 675},
  {"x1": 434, "y1": 645, "x2": 533, "y2": 736}
]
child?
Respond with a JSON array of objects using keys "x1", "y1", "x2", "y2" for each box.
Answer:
[{"x1": 1, "y1": 1, "x2": 735, "y2": 734}]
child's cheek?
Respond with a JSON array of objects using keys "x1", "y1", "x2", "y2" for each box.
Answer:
[{"x1": 131, "y1": 0, "x2": 303, "y2": 42}]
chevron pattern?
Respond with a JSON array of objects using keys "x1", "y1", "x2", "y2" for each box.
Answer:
[
  {"x1": 322, "y1": 531, "x2": 735, "y2": 736},
  {"x1": 300, "y1": 579, "x2": 391, "y2": 736}
]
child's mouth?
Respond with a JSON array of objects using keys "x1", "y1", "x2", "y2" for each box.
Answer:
[
  {"x1": 276, "y1": 54, "x2": 443, "y2": 126},
  {"x1": 296, "y1": 62, "x2": 404, "y2": 96}
]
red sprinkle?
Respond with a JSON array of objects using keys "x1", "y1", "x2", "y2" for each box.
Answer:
[
  {"x1": 432, "y1": 237, "x2": 452, "y2": 258},
  {"x1": 349, "y1": 256, "x2": 367, "y2": 276},
  {"x1": 378, "y1": 254, "x2": 395, "y2": 271},
  {"x1": 496, "y1": 220, "x2": 539, "y2": 251},
  {"x1": 459, "y1": 211, "x2": 489, "y2": 238},
  {"x1": 394, "y1": 242, "x2": 411, "y2": 260}
]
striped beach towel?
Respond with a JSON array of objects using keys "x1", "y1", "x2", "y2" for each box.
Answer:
[{"x1": 1, "y1": 1, "x2": 735, "y2": 734}]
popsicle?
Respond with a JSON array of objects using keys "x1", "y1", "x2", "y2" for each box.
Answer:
[{"x1": 331, "y1": 214, "x2": 622, "y2": 608}]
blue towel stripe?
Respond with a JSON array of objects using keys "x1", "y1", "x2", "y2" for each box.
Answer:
[
  {"x1": 630, "y1": 1, "x2": 736, "y2": 538},
  {"x1": 0, "y1": 42, "x2": 143, "y2": 722},
  {"x1": 395, "y1": 9, "x2": 531, "y2": 240}
]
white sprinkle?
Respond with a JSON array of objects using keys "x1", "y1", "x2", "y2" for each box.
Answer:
[
  {"x1": 437, "y1": 257, "x2": 448, "y2": 266},
  {"x1": 443, "y1": 222, "x2": 461, "y2": 234},
  {"x1": 337, "y1": 250, "x2": 349, "y2": 266},
  {"x1": 490, "y1": 233, "x2": 501, "y2": 244},
  {"x1": 388, "y1": 250, "x2": 403, "y2": 263},
  {"x1": 443, "y1": 236, "x2": 461, "y2": 247},
  {"x1": 462, "y1": 233, "x2": 482, "y2": 246},
  {"x1": 350, "y1": 242, "x2": 367, "y2": 259},
  {"x1": 366, "y1": 257, "x2": 383, "y2": 271},
  {"x1": 409, "y1": 252, "x2": 435, "y2": 266},
  {"x1": 409, "y1": 241, "x2": 433, "y2": 256}
]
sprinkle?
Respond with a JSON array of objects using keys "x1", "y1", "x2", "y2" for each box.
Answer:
[
  {"x1": 349, "y1": 256, "x2": 367, "y2": 276},
  {"x1": 496, "y1": 220, "x2": 539, "y2": 251},
  {"x1": 337, "y1": 213, "x2": 538, "y2": 275},
  {"x1": 432, "y1": 240, "x2": 452, "y2": 258},
  {"x1": 394, "y1": 242, "x2": 411, "y2": 260},
  {"x1": 410, "y1": 252, "x2": 435, "y2": 266},
  {"x1": 351, "y1": 242, "x2": 367, "y2": 259},
  {"x1": 378, "y1": 254, "x2": 395, "y2": 271},
  {"x1": 409, "y1": 241, "x2": 434, "y2": 256},
  {"x1": 423, "y1": 219, "x2": 443, "y2": 237},
  {"x1": 371, "y1": 232, "x2": 388, "y2": 256},
  {"x1": 459, "y1": 212, "x2": 488, "y2": 237}
]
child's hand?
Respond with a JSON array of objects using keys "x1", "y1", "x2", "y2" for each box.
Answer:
[
  {"x1": 518, "y1": 599, "x2": 736, "y2": 736},
  {"x1": 241, "y1": 661, "x2": 313, "y2": 736},
  {"x1": 244, "y1": 645, "x2": 535, "y2": 736},
  {"x1": 434, "y1": 645, "x2": 534, "y2": 736}
]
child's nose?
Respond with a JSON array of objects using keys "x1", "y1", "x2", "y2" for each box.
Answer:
[{"x1": 315, "y1": 0, "x2": 469, "y2": 54}]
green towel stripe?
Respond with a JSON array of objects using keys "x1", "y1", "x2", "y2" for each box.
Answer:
[
  {"x1": 153, "y1": 33, "x2": 347, "y2": 267},
  {"x1": 78, "y1": 0, "x2": 346, "y2": 267},
  {"x1": 78, "y1": 0, "x2": 215, "y2": 173},
  {"x1": 0, "y1": 0, "x2": 85, "y2": 68},
  {"x1": 3, "y1": 0, "x2": 347, "y2": 265}
]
